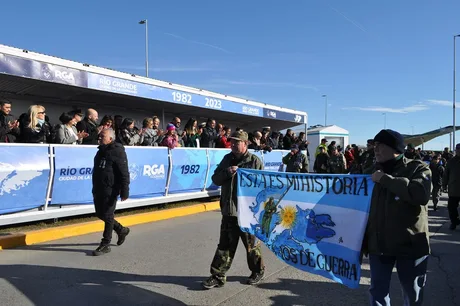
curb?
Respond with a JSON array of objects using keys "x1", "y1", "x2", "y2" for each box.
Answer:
[{"x1": 0, "y1": 201, "x2": 220, "y2": 250}]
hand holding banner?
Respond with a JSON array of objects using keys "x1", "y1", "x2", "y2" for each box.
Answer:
[{"x1": 237, "y1": 169, "x2": 373, "y2": 289}]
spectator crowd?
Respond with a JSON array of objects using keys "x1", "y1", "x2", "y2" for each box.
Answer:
[{"x1": 0, "y1": 101, "x2": 311, "y2": 151}]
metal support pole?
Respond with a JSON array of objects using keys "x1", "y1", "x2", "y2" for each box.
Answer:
[
  {"x1": 453, "y1": 35, "x2": 459, "y2": 151},
  {"x1": 322, "y1": 95, "x2": 328, "y2": 126},
  {"x1": 139, "y1": 19, "x2": 149, "y2": 77},
  {"x1": 145, "y1": 19, "x2": 149, "y2": 77}
]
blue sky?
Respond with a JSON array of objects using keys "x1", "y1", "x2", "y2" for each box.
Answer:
[{"x1": 1, "y1": 0, "x2": 459, "y2": 149}]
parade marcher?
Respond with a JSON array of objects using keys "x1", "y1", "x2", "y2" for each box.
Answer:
[
  {"x1": 92, "y1": 129, "x2": 131, "y2": 256},
  {"x1": 363, "y1": 129, "x2": 431, "y2": 306},
  {"x1": 313, "y1": 146, "x2": 329, "y2": 173},
  {"x1": 282, "y1": 144, "x2": 309, "y2": 173},
  {"x1": 443, "y1": 143, "x2": 460, "y2": 230},
  {"x1": 442, "y1": 147, "x2": 453, "y2": 161},
  {"x1": 404, "y1": 143, "x2": 421, "y2": 160},
  {"x1": 361, "y1": 139, "x2": 376, "y2": 174},
  {"x1": 202, "y1": 130, "x2": 265, "y2": 289},
  {"x1": 327, "y1": 140, "x2": 336, "y2": 156},
  {"x1": 430, "y1": 154, "x2": 444, "y2": 211},
  {"x1": 315, "y1": 138, "x2": 328, "y2": 157},
  {"x1": 328, "y1": 146, "x2": 346, "y2": 174}
]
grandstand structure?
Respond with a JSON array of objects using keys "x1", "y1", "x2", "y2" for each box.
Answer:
[
  {"x1": 0, "y1": 43, "x2": 307, "y2": 226},
  {"x1": 0, "y1": 44, "x2": 307, "y2": 132}
]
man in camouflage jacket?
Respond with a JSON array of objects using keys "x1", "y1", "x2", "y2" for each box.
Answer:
[{"x1": 202, "y1": 130, "x2": 265, "y2": 289}]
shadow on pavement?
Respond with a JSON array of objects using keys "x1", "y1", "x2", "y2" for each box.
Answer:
[
  {"x1": 0, "y1": 265, "x2": 187, "y2": 306},
  {"x1": 12, "y1": 243, "x2": 100, "y2": 256},
  {"x1": 258, "y1": 278, "x2": 370, "y2": 305}
]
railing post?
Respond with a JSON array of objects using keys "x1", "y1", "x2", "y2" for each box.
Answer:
[
  {"x1": 164, "y1": 148, "x2": 173, "y2": 196},
  {"x1": 43, "y1": 145, "x2": 55, "y2": 211}
]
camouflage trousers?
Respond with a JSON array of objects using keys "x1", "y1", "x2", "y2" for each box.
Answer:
[{"x1": 210, "y1": 216, "x2": 264, "y2": 281}]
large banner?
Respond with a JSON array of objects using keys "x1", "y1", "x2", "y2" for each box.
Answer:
[
  {"x1": 237, "y1": 169, "x2": 373, "y2": 289},
  {"x1": 51, "y1": 146, "x2": 98, "y2": 205},
  {"x1": 168, "y1": 148, "x2": 208, "y2": 193},
  {"x1": 262, "y1": 150, "x2": 285, "y2": 172},
  {"x1": 206, "y1": 149, "x2": 230, "y2": 190},
  {"x1": 0, "y1": 145, "x2": 50, "y2": 214},
  {"x1": 0, "y1": 53, "x2": 88, "y2": 87},
  {"x1": 87, "y1": 73, "x2": 264, "y2": 118},
  {"x1": 125, "y1": 147, "x2": 168, "y2": 198}
]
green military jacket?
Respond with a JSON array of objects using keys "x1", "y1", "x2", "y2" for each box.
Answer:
[
  {"x1": 212, "y1": 151, "x2": 263, "y2": 217},
  {"x1": 361, "y1": 149, "x2": 375, "y2": 174},
  {"x1": 282, "y1": 152, "x2": 309, "y2": 173},
  {"x1": 443, "y1": 156, "x2": 460, "y2": 197},
  {"x1": 364, "y1": 156, "x2": 432, "y2": 258}
]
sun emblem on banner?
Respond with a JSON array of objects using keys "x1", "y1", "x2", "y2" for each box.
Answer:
[{"x1": 280, "y1": 206, "x2": 296, "y2": 229}]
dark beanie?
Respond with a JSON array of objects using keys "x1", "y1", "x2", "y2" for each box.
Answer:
[{"x1": 373, "y1": 129, "x2": 405, "y2": 154}]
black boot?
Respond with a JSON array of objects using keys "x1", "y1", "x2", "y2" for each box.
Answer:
[
  {"x1": 93, "y1": 244, "x2": 111, "y2": 256},
  {"x1": 117, "y1": 227, "x2": 130, "y2": 246}
]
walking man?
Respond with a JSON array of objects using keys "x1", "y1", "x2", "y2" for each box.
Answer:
[
  {"x1": 202, "y1": 130, "x2": 265, "y2": 289},
  {"x1": 429, "y1": 154, "x2": 444, "y2": 211},
  {"x1": 92, "y1": 128, "x2": 131, "y2": 256},
  {"x1": 364, "y1": 129, "x2": 431, "y2": 305},
  {"x1": 443, "y1": 144, "x2": 460, "y2": 230}
]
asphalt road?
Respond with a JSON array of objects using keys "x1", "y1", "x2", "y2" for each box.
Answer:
[{"x1": 0, "y1": 199, "x2": 458, "y2": 306}]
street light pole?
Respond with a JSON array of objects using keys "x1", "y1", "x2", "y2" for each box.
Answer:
[
  {"x1": 453, "y1": 35, "x2": 460, "y2": 151},
  {"x1": 322, "y1": 94, "x2": 327, "y2": 126},
  {"x1": 139, "y1": 19, "x2": 149, "y2": 77}
]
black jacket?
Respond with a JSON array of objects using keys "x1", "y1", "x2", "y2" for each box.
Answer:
[
  {"x1": 200, "y1": 126, "x2": 217, "y2": 148},
  {"x1": 429, "y1": 161, "x2": 444, "y2": 186},
  {"x1": 0, "y1": 112, "x2": 20, "y2": 143},
  {"x1": 92, "y1": 142, "x2": 130, "y2": 199},
  {"x1": 76, "y1": 118, "x2": 99, "y2": 145},
  {"x1": 20, "y1": 120, "x2": 53, "y2": 144}
]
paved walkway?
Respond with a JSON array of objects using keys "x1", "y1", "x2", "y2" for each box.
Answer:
[{"x1": 0, "y1": 199, "x2": 458, "y2": 306}]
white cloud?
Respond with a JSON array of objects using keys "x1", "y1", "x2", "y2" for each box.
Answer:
[
  {"x1": 427, "y1": 99, "x2": 456, "y2": 107},
  {"x1": 326, "y1": 3, "x2": 367, "y2": 33},
  {"x1": 342, "y1": 104, "x2": 429, "y2": 113},
  {"x1": 162, "y1": 32, "x2": 231, "y2": 54}
]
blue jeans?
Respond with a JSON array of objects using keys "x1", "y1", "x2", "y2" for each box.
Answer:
[{"x1": 369, "y1": 255, "x2": 428, "y2": 306}]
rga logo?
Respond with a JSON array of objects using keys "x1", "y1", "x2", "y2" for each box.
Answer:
[
  {"x1": 55, "y1": 70, "x2": 75, "y2": 82},
  {"x1": 129, "y1": 164, "x2": 140, "y2": 181},
  {"x1": 143, "y1": 164, "x2": 166, "y2": 179},
  {"x1": 267, "y1": 110, "x2": 277, "y2": 118},
  {"x1": 294, "y1": 115, "x2": 302, "y2": 123},
  {"x1": 41, "y1": 65, "x2": 75, "y2": 83}
]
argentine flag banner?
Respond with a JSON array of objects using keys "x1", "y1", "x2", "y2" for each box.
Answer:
[{"x1": 237, "y1": 169, "x2": 374, "y2": 289}]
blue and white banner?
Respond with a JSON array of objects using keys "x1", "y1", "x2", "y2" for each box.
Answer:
[
  {"x1": 237, "y1": 169, "x2": 373, "y2": 289},
  {"x1": 206, "y1": 149, "x2": 230, "y2": 190},
  {"x1": 168, "y1": 148, "x2": 208, "y2": 193},
  {"x1": 125, "y1": 147, "x2": 168, "y2": 198},
  {"x1": 51, "y1": 146, "x2": 98, "y2": 205},
  {"x1": 0, "y1": 145, "x2": 50, "y2": 214},
  {"x1": 0, "y1": 53, "x2": 88, "y2": 87},
  {"x1": 262, "y1": 150, "x2": 285, "y2": 172},
  {"x1": 87, "y1": 72, "x2": 264, "y2": 119}
]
